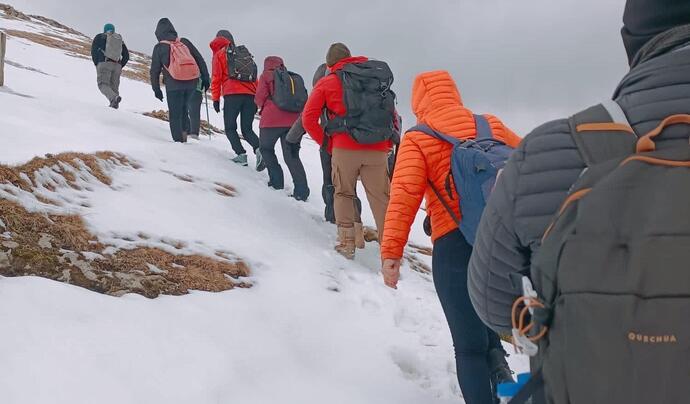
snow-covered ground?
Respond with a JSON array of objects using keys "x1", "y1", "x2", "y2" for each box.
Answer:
[{"x1": 0, "y1": 10, "x2": 528, "y2": 404}]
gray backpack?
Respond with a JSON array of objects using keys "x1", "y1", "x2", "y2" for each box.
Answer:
[
  {"x1": 512, "y1": 101, "x2": 690, "y2": 404},
  {"x1": 103, "y1": 32, "x2": 123, "y2": 62}
]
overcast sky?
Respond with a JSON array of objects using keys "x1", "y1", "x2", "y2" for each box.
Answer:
[{"x1": 11, "y1": 0, "x2": 628, "y2": 134}]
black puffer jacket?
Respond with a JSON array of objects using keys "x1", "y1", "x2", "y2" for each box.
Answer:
[
  {"x1": 150, "y1": 18, "x2": 209, "y2": 93},
  {"x1": 468, "y1": 27, "x2": 690, "y2": 334}
]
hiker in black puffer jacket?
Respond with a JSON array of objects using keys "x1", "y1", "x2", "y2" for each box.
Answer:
[
  {"x1": 468, "y1": 0, "x2": 690, "y2": 334},
  {"x1": 150, "y1": 18, "x2": 210, "y2": 143}
]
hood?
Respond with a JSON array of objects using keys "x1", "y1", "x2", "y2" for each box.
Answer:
[
  {"x1": 329, "y1": 56, "x2": 368, "y2": 72},
  {"x1": 621, "y1": 0, "x2": 690, "y2": 65},
  {"x1": 263, "y1": 56, "x2": 284, "y2": 72},
  {"x1": 155, "y1": 18, "x2": 177, "y2": 42},
  {"x1": 210, "y1": 36, "x2": 231, "y2": 53},
  {"x1": 412, "y1": 71, "x2": 463, "y2": 123}
]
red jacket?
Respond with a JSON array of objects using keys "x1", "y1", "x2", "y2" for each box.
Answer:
[
  {"x1": 255, "y1": 56, "x2": 301, "y2": 129},
  {"x1": 210, "y1": 36, "x2": 257, "y2": 101},
  {"x1": 302, "y1": 56, "x2": 392, "y2": 153}
]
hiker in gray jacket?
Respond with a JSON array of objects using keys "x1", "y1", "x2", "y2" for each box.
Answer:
[
  {"x1": 91, "y1": 23, "x2": 129, "y2": 109},
  {"x1": 468, "y1": 0, "x2": 690, "y2": 335}
]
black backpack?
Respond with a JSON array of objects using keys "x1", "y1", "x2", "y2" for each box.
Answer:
[
  {"x1": 226, "y1": 45, "x2": 257, "y2": 82},
  {"x1": 325, "y1": 60, "x2": 396, "y2": 144},
  {"x1": 510, "y1": 101, "x2": 690, "y2": 404},
  {"x1": 272, "y1": 68, "x2": 308, "y2": 112}
]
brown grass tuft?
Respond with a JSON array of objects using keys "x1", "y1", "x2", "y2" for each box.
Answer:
[
  {"x1": 0, "y1": 199, "x2": 251, "y2": 298},
  {"x1": 144, "y1": 110, "x2": 224, "y2": 136}
]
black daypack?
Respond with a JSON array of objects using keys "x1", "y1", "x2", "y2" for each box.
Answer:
[
  {"x1": 272, "y1": 68, "x2": 308, "y2": 112},
  {"x1": 226, "y1": 45, "x2": 257, "y2": 82},
  {"x1": 510, "y1": 101, "x2": 690, "y2": 404},
  {"x1": 325, "y1": 60, "x2": 396, "y2": 144}
]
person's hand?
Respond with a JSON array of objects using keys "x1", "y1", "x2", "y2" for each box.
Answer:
[
  {"x1": 154, "y1": 89, "x2": 164, "y2": 101},
  {"x1": 382, "y1": 258, "x2": 402, "y2": 289},
  {"x1": 213, "y1": 100, "x2": 221, "y2": 113},
  {"x1": 202, "y1": 79, "x2": 210, "y2": 92}
]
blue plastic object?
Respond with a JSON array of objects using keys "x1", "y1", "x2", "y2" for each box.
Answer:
[
  {"x1": 497, "y1": 382, "x2": 522, "y2": 398},
  {"x1": 517, "y1": 373, "x2": 531, "y2": 385}
]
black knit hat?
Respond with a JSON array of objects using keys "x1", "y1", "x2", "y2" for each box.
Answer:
[
  {"x1": 216, "y1": 30, "x2": 235, "y2": 43},
  {"x1": 621, "y1": 0, "x2": 690, "y2": 65}
]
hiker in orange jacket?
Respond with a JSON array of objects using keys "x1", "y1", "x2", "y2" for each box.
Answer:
[{"x1": 380, "y1": 70, "x2": 521, "y2": 404}]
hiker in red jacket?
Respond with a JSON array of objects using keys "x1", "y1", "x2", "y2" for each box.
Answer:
[
  {"x1": 255, "y1": 56, "x2": 310, "y2": 201},
  {"x1": 302, "y1": 43, "x2": 392, "y2": 259},
  {"x1": 209, "y1": 30, "x2": 263, "y2": 169}
]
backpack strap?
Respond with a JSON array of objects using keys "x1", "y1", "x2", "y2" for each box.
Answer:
[
  {"x1": 568, "y1": 101, "x2": 638, "y2": 167},
  {"x1": 406, "y1": 125, "x2": 462, "y2": 225},
  {"x1": 473, "y1": 114, "x2": 493, "y2": 140},
  {"x1": 407, "y1": 124, "x2": 462, "y2": 145}
]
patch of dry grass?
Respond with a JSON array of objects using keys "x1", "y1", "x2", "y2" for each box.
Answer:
[
  {"x1": 0, "y1": 152, "x2": 250, "y2": 298},
  {"x1": 144, "y1": 110, "x2": 224, "y2": 136}
]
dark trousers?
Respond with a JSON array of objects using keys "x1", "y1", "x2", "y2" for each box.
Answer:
[
  {"x1": 223, "y1": 94, "x2": 260, "y2": 155},
  {"x1": 433, "y1": 229, "x2": 506, "y2": 404},
  {"x1": 259, "y1": 127, "x2": 310, "y2": 199},
  {"x1": 166, "y1": 89, "x2": 193, "y2": 143},
  {"x1": 184, "y1": 90, "x2": 203, "y2": 136},
  {"x1": 320, "y1": 148, "x2": 361, "y2": 223}
]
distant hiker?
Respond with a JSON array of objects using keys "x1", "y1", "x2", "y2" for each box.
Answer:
[
  {"x1": 150, "y1": 18, "x2": 210, "y2": 143},
  {"x1": 255, "y1": 56, "x2": 310, "y2": 200},
  {"x1": 287, "y1": 64, "x2": 365, "y2": 226},
  {"x1": 184, "y1": 78, "x2": 204, "y2": 140},
  {"x1": 91, "y1": 23, "x2": 129, "y2": 109},
  {"x1": 380, "y1": 70, "x2": 521, "y2": 404},
  {"x1": 210, "y1": 30, "x2": 263, "y2": 169},
  {"x1": 302, "y1": 43, "x2": 396, "y2": 259},
  {"x1": 467, "y1": 0, "x2": 690, "y2": 402}
]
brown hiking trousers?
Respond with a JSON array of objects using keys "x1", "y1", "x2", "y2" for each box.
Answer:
[{"x1": 332, "y1": 148, "x2": 390, "y2": 240}]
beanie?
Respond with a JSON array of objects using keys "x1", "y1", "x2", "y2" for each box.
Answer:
[
  {"x1": 326, "y1": 43, "x2": 351, "y2": 67},
  {"x1": 103, "y1": 23, "x2": 115, "y2": 33},
  {"x1": 621, "y1": 0, "x2": 690, "y2": 65},
  {"x1": 216, "y1": 30, "x2": 235, "y2": 43}
]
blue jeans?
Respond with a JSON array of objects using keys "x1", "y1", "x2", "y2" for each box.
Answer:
[{"x1": 433, "y1": 229, "x2": 505, "y2": 404}]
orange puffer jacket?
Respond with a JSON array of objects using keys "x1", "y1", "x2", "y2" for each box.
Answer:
[{"x1": 380, "y1": 70, "x2": 522, "y2": 260}]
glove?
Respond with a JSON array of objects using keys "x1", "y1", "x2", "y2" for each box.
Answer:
[
  {"x1": 154, "y1": 88, "x2": 164, "y2": 101},
  {"x1": 202, "y1": 79, "x2": 211, "y2": 92},
  {"x1": 213, "y1": 100, "x2": 221, "y2": 113},
  {"x1": 287, "y1": 142, "x2": 300, "y2": 159}
]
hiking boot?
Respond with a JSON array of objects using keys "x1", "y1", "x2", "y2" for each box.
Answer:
[
  {"x1": 489, "y1": 348, "x2": 514, "y2": 400},
  {"x1": 188, "y1": 134, "x2": 200, "y2": 140},
  {"x1": 255, "y1": 149, "x2": 266, "y2": 172},
  {"x1": 232, "y1": 154, "x2": 248, "y2": 166},
  {"x1": 354, "y1": 222, "x2": 366, "y2": 249},
  {"x1": 335, "y1": 226, "x2": 356, "y2": 260},
  {"x1": 110, "y1": 96, "x2": 122, "y2": 109}
]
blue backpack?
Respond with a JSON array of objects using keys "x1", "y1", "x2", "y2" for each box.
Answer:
[{"x1": 409, "y1": 115, "x2": 515, "y2": 245}]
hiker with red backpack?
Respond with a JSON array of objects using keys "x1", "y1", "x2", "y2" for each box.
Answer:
[
  {"x1": 210, "y1": 30, "x2": 263, "y2": 169},
  {"x1": 255, "y1": 56, "x2": 310, "y2": 201},
  {"x1": 468, "y1": 0, "x2": 690, "y2": 402},
  {"x1": 302, "y1": 43, "x2": 396, "y2": 259},
  {"x1": 150, "y1": 18, "x2": 209, "y2": 143},
  {"x1": 380, "y1": 70, "x2": 521, "y2": 404},
  {"x1": 91, "y1": 23, "x2": 129, "y2": 109}
]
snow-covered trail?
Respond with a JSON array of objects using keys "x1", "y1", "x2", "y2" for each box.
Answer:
[{"x1": 0, "y1": 10, "x2": 528, "y2": 404}]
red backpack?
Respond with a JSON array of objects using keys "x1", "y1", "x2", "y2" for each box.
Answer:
[{"x1": 159, "y1": 39, "x2": 200, "y2": 81}]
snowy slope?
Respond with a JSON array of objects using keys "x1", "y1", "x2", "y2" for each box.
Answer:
[{"x1": 0, "y1": 7, "x2": 527, "y2": 404}]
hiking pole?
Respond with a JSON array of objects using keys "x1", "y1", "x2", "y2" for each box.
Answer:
[{"x1": 204, "y1": 92, "x2": 212, "y2": 140}]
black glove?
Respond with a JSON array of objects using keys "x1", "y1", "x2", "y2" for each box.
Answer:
[
  {"x1": 213, "y1": 100, "x2": 221, "y2": 113},
  {"x1": 154, "y1": 88, "x2": 164, "y2": 101},
  {"x1": 287, "y1": 142, "x2": 300, "y2": 159},
  {"x1": 202, "y1": 79, "x2": 211, "y2": 92}
]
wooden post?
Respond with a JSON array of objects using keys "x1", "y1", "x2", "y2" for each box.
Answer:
[{"x1": 0, "y1": 31, "x2": 6, "y2": 87}]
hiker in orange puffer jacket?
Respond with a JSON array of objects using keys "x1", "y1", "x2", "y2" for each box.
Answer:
[{"x1": 380, "y1": 70, "x2": 521, "y2": 404}]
